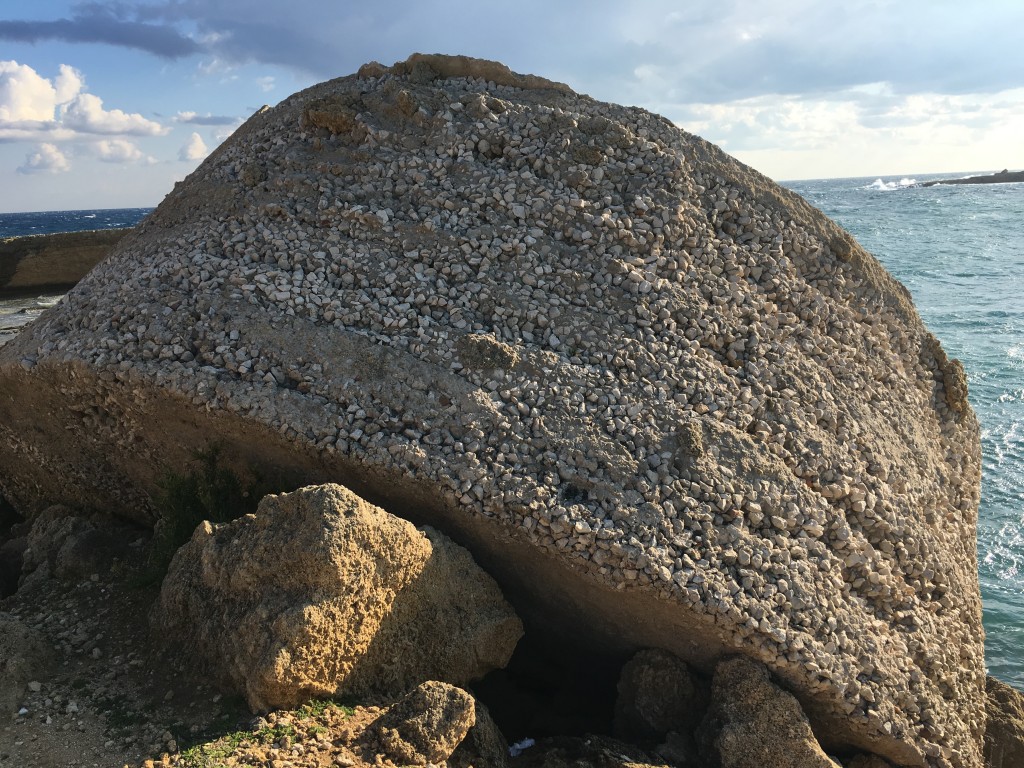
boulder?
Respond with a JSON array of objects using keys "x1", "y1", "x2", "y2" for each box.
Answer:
[
  {"x1": 364, "y1": 680, "x2": 477, "y2": 765},
  {"x1": 21, "y1": 505, "x2": 137, "y2": 584},
  {"x1": 613, "y1": 648, "x2": 706, "y2": 746},
  {"x1": 0, "y1": 54, "x2": 984, "y2": 767},
  {"x1": 450, "y1": 699, "x2": 510, "y2": 768},
  {"x1": 700, "y1": 656, "x2": 839, "y2": 768},
  {"x1": 0, "y1": 614, "x2": 56, "y2": 714},
  {"x1": 152, "y1": 483, "x2": 522, "y2": 711},
  {"x1": 984, "y1": 676, "x2": 1024, "y2": 768}
]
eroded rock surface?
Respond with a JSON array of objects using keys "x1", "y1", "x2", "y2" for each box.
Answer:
[
  {"x1": 153, "y1": 483, "x2": 522, "y2": 711},
  {"x1": 0, "y1": 54, "x2": 984, "y2": 766},
  {"x1": 700, "y1": 656, "x2": 839, "y2": 768},
  {"x1": 984, "y1": 676, "x2": 1024, "y2": 768},
  {"x1": 364, "y1": 680, "x2": 477, "y2": 766},
  {"x1": 21, "y1": 505, "x2": 139, "y2": 587},
  {"x1": 614, "y1": 648, "x2": 706, "y2": 748}
]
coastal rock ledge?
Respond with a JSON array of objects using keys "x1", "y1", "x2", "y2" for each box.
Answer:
[{"x1": 0, "y1": 54, "x2": 984, "y2": 767}]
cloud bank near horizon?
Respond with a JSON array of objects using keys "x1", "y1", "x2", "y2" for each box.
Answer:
[{"x1": 0, "y1": 0, "x2": 1022, "y2": 209}]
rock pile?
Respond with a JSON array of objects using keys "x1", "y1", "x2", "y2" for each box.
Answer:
[{"x1": 0, "y1": 54, "x2": 984, "y2": 766}]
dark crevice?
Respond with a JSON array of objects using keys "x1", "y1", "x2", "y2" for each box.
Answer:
[
  {"x1": 470, "y1": 627, "x2": 625, "y2": 744},
  {"x1": 0, "y1": 492, "x2": 27, "y2": 598}
]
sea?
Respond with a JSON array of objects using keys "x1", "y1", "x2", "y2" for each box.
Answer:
[{"x1": 0, "y1": 179, "x2": 1021, "y2": 685}]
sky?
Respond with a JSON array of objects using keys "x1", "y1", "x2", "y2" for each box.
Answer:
[{"x1": 1, "y1": 0, "x2": 1023, "y2": 212}]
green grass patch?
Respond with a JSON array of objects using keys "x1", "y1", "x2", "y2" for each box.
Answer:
[{"x1": 176, "y1": 700, "x2": 355, "y2": 767}]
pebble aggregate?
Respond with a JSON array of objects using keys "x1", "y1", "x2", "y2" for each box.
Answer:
[{"x1": 0, "y1": 55, "x2": 985, "y2": 768}]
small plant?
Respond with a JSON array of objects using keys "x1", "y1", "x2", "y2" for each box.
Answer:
[
  {"x1": 296, "y1": 698, "x2": 353, "y2": 719},
  {"x1": 146, "y1": 444, "x2": 273, "y2": 577},
  {"x1": 178, "y1": 736, "x2": 243, "y2": 768},
  {"x1": 175, "y1": 700, "x2": 356, "y2": 767}
]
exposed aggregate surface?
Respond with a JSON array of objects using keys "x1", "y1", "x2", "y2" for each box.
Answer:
[{"x1": 0, "y1": 55, "x2": 984, "y2": 768}]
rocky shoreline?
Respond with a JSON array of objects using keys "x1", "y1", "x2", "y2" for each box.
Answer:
[
  {"x1": 1, "y1": 54, "x2": 1022, "y2": 767},
  {"x1": 919, "y1": 169, "x2": 1024, "y2": 187},
  {"x1": 2, "y1": 492, "x2": 1023, "y2": 768},
  {"x1": 0, "y1": 229, "x2": 130, "y2": 299}
]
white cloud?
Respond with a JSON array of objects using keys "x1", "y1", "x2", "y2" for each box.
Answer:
[
  {"x1": 256, "y1": 76, "x2": 275, "y2": 92},
  {"x1": 174, "y1": 110, "x2": 238, "y2": 125},
  {"x1": 673, "y1": 86, "x2": 1024, "y2": 179},
  {"x1": 62, "y1": 93, "x2": 168, "y2": 136},
  {"x1": 0, "y1": 60, "x2": 62, "y2": 124},
  {"x1": 53, "y1": 64, "x2": 84, "y2": 104},
  {"x1": 17, "y1": 143, "x2": 70, "y2": 174},
  {"x1": 0, "y1": 60, "x2": 167, "y2": 143},
  {"x1": 179, "y1": 131, "x2": 208, "y2": 161},
  {"x1": 213, "y1": 124, "x2": 239, "y2": 144},
  {"x1": 94, "y1": 139, "x2": 144, "y2": 163}
]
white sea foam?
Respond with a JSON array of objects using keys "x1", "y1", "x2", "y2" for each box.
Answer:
[{"x1": 867, "y1": 177, "x2": 918, "y2": 191}]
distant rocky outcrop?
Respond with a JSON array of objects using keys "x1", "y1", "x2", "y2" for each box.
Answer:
[
  {"x1": 0, "y1": 229, "x2": 130, "y2": 297},
  {"x1": 0, "y1": 54, "x2": 984, "y2": 766},
  {"x1": 153, "y1": 483, "x2": 522, "y2": 711},
  {"x1": 920, "y1": 169, "x2": 1024, "y2": 187}
]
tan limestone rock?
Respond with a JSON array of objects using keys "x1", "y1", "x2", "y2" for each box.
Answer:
[
  {"x1": 152, "y1": 483, "x2": 522, "y2": 711},
  {"x1": 702, "y1": 656, "x2": 840, "y2": 768},
  {"x1": 364, "y1": 680, "x2": 477, "y2": 766},
  {"x1": 984, "y1": 676, "x2": 1024, "y2": 768},
  {"x1": 450, "y1": 699, "x2": 510, "y2": 768}
]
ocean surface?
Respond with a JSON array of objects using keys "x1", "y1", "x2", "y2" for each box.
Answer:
[
  {"x1": 0, "y1": 179, "x2": 1021, "y2": 685},
  {"x1": 0, "y1": 207, "x2": 152, "y2": 238}
]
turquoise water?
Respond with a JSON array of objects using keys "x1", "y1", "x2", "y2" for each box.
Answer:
[{"x1": 786, "y1": 174, "x2": 1024, "y2": 687}]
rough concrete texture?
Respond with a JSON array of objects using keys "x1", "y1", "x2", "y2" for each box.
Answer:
[
  {"x1": 153, "y1": 483, "x2": 522, "y2": 711},
  {"x1": 0, "y1": 54, "x2": 984, "y2": 766}
]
